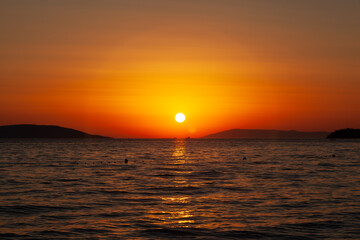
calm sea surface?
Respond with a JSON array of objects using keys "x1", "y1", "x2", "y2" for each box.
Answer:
[{"x1": 0, "y1": 139, "x2": 359, "y2": 239}]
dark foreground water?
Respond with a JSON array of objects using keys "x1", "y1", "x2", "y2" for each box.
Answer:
[{"x1": 0, "y1": 139, "x2": 359, "y2": 239}]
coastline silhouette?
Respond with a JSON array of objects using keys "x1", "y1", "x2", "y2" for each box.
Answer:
[
  {"x1": 0, "y1": 124, "x2": 109, "y2": 138},
  {"x1": 2, "y1": 124, "x2": 359, "y2": 139},
  {"x1": 327, "y1": 128, "x2": 360, "y2": 139},
  {"x1": 203, "y1": 129, "x2": 330, "y2": 139}
]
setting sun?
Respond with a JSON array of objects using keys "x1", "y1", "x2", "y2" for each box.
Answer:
[{"x1": 175, "y1": 113, "x2": 185, "y2": 123}]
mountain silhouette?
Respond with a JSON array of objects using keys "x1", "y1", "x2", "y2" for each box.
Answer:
[
  {"x1": 203, "y1": 129, "x2": 329, "y2": 139},
  {"x1": 0, "y1": 124, "x2": 109, "y2": 138},
  {"x1": 327, "y1": 128, "x2": 360, "y2": 138}
]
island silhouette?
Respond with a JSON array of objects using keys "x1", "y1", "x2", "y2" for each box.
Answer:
[
  {"x1": 327, "y1": 128, "x2": 360, "y2": 139},
  {"x1": 0, "y1": 124, "x2": 109, "y2": 138},
  {"x1": 203, "y1": 129, "x2": 330, "y2": 139}
]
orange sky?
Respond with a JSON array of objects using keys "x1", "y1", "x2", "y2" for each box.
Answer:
[{"x1": 0, "y1": 0, "x2": 359, "y2": 138}]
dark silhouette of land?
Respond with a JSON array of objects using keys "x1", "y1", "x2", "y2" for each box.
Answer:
[
  {"x1": 203, "y1": 129, "x2": 330, "y2": 139},
  {"x1": 327, "y1": 128, "x2": 360, "y2": 139},
  {"x1": 0, "y1": 124, "x2": 109, "y2": 138}
]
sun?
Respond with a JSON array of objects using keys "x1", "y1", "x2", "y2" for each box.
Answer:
[{"x1": 175, "y1": 113, "x2": 185, "y2": 123}]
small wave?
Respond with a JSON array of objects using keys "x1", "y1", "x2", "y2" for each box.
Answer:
[
  {"x1": 40, "y1": 214, "x2": 75, "y2": 220},
  {"x1": 282, "y1": 220, "x2": 344, "y2": 230},
  {"x1": 97, "y1": 212, "x2": 137, "y2": 218},
  {"x1": 147, "y1": 186, "x2": 201, "y2": 192},
  {"x1": 0, "y1": 205, "x2": 90, "y2": 216},
  {"x1": 193, "y1": 169, "x2": 224, "y2": 177},
  {"x1": 141, "y1": 227, "x2": 200, "y2": 237},
  {"x1": 317, "y1": 162, "x2": 336, "y2": 167},
  {"x1": 155, "y1": 167, "x2": 191, "y2": 172},
  {"x1": 99, "y1": 190, "x2": 130, "y2": 195},
  {"x1": 0, "y1": 232, "x2": 28, "y2": 239},
  {"x1": 70, "y1": 227, "x2": 111, "y2": 234},
  {"x1": 32, "y1": 230, "x2": 73, "y2": 237},
  {"x1": 150, "y1": 173, "x2": 175, "y2": 178},
  {"x1": 55, "y1": 178, "x2": 82, "y2": 182},
  {"x1": 221, "y1": 186, "x2": 252, "y2": 192},
  {"x1": 5, "y1": 179, "x2": 23, "y2": 184},
  {"x1": 139, "y1": 227, "x2": 315, "y2": 239}
]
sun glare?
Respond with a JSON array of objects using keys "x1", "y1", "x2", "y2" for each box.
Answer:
[{"x1": 175, "y1": 113, "x2": 185, "y2": 123}]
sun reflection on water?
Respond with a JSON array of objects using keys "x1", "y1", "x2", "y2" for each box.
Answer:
[
  {"x1": 150, "y1": 139, "x2": 196, "y2": 228},
  {"x1": 171, "y1": 139, "x2": 187, "y2": 163}
]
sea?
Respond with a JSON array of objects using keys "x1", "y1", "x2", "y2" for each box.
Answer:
[{"x1": 0, "y1": 139, "x2": 359, "y2": 239}]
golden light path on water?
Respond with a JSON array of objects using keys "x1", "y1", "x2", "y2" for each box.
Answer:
[{"x1": 148, "y1": 140, "x2": 195, "y2": 227}]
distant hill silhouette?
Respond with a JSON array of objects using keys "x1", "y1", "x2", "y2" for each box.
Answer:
[
  {"x1": 327, "y1": 128, "x2": 360, "y2": 139},
  {"x1": 203, "y1": 129, "x2": 329, "y2": 139},
  {"x1": 0, "y1": 124, "x2": 109, "y2": 138}
]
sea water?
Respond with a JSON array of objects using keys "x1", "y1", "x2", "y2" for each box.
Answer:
[{"x1": 0, "y1": 139, "x2": 359, "y2": 239}]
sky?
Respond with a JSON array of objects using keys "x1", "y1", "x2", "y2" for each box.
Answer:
[{"x1": 0, "y1": 0, "x2": 359, "y2": 138}]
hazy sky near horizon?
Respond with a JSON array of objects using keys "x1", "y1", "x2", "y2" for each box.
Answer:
[{"x1": 1, "y1": 0, "x2": 359, "y2": 137}]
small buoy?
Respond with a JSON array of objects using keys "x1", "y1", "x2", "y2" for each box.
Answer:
[
  {"x1": 125, "y1": 158, "x2": 128, "y2": 163},
  {"x1": 243, "y1": 157, "x2": 247, "y2": 160}
]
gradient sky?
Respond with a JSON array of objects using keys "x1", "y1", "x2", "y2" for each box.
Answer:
[{"x1": 1, "y1": 0, "x2": 359, "y2": 138}]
